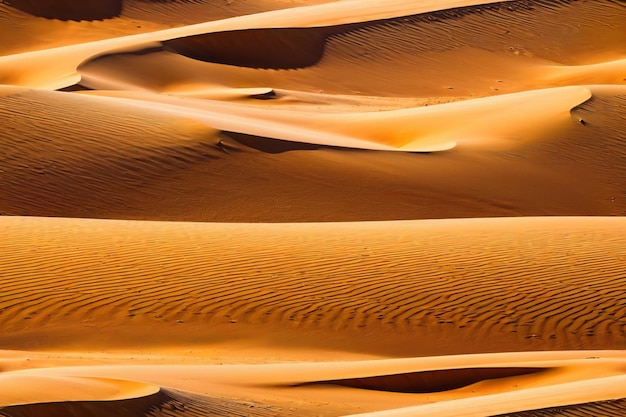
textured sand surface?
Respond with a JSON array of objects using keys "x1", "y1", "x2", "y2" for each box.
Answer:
[{"x1": 0, "y1": 0, "x2": 624, "y2": 415}]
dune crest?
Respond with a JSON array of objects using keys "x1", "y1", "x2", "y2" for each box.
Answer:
[
  {"x1": 1, "y1": 351, "x2": 624, "y2": 416},
  {"x1": 1, "y1": 0, "x2": 624, "y2": 415},
  {"x1": 0, "y1": 375, "x2": 157, "y2": 406}
]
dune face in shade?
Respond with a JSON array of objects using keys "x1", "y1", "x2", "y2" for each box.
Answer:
[
  {"x1": 7, "y1": 0, "x2": 122, "y2": 21},
  {"x1": 165, "y1": 27, "x2": 330, "y2": 69},
  {"x1": 0, "y1": 0, "x2": 625, "y2": 416}
]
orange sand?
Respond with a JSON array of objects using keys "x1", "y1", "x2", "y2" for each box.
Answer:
[{"x1": 0, "y1": 0, "x2": 624, "y2": 415}]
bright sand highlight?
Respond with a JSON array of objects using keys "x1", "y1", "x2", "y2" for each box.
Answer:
[{"x1": 0, "y1": 0, "x2": 624, "y2": 416}]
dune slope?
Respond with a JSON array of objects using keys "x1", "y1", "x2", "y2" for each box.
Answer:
[
  {"x1": 1, "y1": 216, "x2": 624, "y2": 355},
  {"x1": 0, "y1": 0, "x2": 624, "y2": 416},
  {"x1": 78, "y1": 0, "x2": 626, "y2": 96},
  {"x1": 1, "y1": 85, "x2": 624, "y2": 221}
]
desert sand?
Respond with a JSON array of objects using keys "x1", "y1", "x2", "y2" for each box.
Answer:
[{"x1": 0, "y1": 0, "x2": 625, "y2": 416}]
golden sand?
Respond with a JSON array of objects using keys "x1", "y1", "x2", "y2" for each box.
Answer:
[{"x1": 0, "y1": 0, "x2": 624, "y2": 415}]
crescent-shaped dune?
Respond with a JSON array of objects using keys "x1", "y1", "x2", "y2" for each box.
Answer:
[
  {"x1": 1, "y1": 84, "x2": 624, "y2": 221},
  {"x1": 0, "y1": 0, "x2": 624, "y2": 415},
  {"x1": 1, "y1": 352, "x2": 625, "y2": 415},
  {"x1": 0, "y1": 375, "x2": 158, "y2": 406}
]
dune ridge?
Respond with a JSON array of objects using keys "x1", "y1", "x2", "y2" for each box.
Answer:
[
  {"x1": 0, "y1": 375, "x2": 158, "y2": 406},
  {"x1": 5, "y1": 0, "x2": 624, "y2": 90},
  {"x1": 0, "y1": 386, "x2": 279, "y2": 417},
  {"x1": 1, "y1": 351, "x2": 624, "y2": 416},
  {"x1": 1, "y1": 0, "x2": 624, "y2": 415},
  {"x1": 301, "y1": 367, "x2": 548, "y2": 393},
  {"x1": 76, "y1": 0, "x2": 626, "y2": 96},
  {"x1": 2, "y1": 84, "x2": 624, "y2": 221},
  {"x1": 68, "y1": 84, "x2": 593, "y2": 151}
]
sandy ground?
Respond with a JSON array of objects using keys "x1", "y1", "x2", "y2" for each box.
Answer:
[{"x1": 0, "y1": 0, "x2": 625, "y2": 416}]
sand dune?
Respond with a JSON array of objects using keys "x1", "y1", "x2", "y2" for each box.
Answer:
[
  {"x1": 0, "y1": 387, "x2": 244, "y2": 417},
  {"x1": 492, "y1": 398, "x2": 626, "y2": 417},
  {"x1": 0, "y1": 0, "x2": 335, "y2": 55},
  {"x1": 0, "y1": 3, "x2": 168, "y2": 57},
  {"x1": 0, "y1": 375, "x2": 157, "y2": 406},
  {"x1": 0, "y1": 0, "x2": 499, "y2": 88},
  {"x1": 70, "y1": 84, "x2": 593, "y2": 151},
  {"x1": 1, "y1": 350, "x2": 625, "y2": 416},
  {"x1": 1, "y1": 0, "x2": 624, "y2": 415},
  {"x1": 76, "y1": 0, "x2": 626, "y2": 96},
  {"x1": 1, "y1": 216, "x2": 624, "y2": 354},
  {"x1": 4, "y1": 0, "x2": 624, "y2": 90},
  {"x1": 1, "y1": 84, "x2": 624, "y2": 221}
]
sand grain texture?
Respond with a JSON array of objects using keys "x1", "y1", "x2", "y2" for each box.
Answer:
[{"x1": 0, "y1": 0, "x2": 624, "y2": 415}]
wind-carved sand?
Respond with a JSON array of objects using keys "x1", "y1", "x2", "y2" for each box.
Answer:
[{"x1": 0, "y1": 0, "x2": 625, "y2": 416}]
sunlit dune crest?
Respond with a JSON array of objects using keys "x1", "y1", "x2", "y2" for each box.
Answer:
[{"x1": 0, "y1": 0, "x2": 624, "y2": 415}]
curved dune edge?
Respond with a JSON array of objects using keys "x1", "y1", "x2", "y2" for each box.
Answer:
[
  {"x1": 76, "y1": 90, "x2": 401, "y2": 151},
  {"x1": 166, "y1": 87, "x2": 278, "y2": 101},
  {"x1": 0, "y1": 1, "x2": 339, "y2": 57},
  {"x1": 6, "y1": 350, "x2": 626, "y2": 384},
  {"x1": 341, "y1": 377, "x2": 626, "y2": 417},
  {"x1": 543, "y1": 58, "x2": 626, "y2": 86},
  {"x1": 342, "y1": 383, "x2": 626, "y2": 417},
  {"x1": 0, "y1": 375, "x2": 158, "y2": 406},
  {"x1": 2, "y1": 351, "x2": 624, "y2": 416},
  {"x1": 0, "y1": 0, "x2": 508, "y2": 89},
  {"x1": 0, "y1": 387, "x2": 282, "y2": 417},
  {"x1": 72, "y1": 85, "x2": 592, "y2": 151},
  {"x1": 1, "y1": 84, "x2": 624, "y2": 221},
  {"x1": 0, "y1": 0, "x2": 623, "y2": 416},
  {"x1": 72, "y1": 0, "x2": 626, "y2": 98},
  {"x1": 1, "y1": 0, "x2": 623, "y2": 91},
  {"x1": 329, "y1": 85, "x2": 592, "y2": 150}
]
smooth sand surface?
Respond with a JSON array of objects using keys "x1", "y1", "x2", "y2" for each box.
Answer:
[{"x1": 1, "y1": 0, "x2": 624, "y2": 415}]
